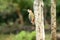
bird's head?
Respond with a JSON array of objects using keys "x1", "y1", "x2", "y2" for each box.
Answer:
[{"x1": 27, "y1": 9, "x2": 32, "y2": 13}]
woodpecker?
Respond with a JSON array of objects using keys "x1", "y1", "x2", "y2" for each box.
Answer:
[{"x1": 27, "y1": 9, "x2": 35, "y2": 25}]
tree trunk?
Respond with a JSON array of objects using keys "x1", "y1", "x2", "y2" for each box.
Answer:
[
  {"x1": 34, "y1": 0, "x2": 45, "y2": 40},
  {"x1": 16, "y1": 7, "x2": 24, "y2": 25},
  {"x1": 51, "y1": 0, "x2": 56, "y2": 40}
]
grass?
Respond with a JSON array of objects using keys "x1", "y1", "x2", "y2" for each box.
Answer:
[
  {"x1": 0, "y1": 34, "x2": 15, "y2": 40},
  {"x1": 0, "y1": 31, "x2": 51, "y2": 40}
]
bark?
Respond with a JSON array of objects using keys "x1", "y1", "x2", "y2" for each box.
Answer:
[
  {"x1": 51, "y1": 0, "x2": 56, "y2": 40},
  {"x1": 34, "y1": 0, "x2": 45, "y2": 40}
]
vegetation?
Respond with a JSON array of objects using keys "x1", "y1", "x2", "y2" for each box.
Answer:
[
  {"x1": 0, "y1": 31, "x2": 51, "y2": 40},
  {"x1": 0, "y1": 0, "x2": 60, "y2": 40}
]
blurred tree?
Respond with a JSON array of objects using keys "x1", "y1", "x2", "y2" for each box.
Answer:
[
  {"x1": 0, "y1": 0, "x2": 15, "y2": 26},
  {"x1": 0, "y1": 0, "x2": 24, "y2": 26},
  {"x1": 51, "y1": 0, "x2": 56, "y2": 40},
  {"x1": 15, "y1": 5, "x2": 24, "y2": 25}
]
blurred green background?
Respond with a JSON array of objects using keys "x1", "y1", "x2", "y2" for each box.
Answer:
[{"x1": 0, "y1": 0, "x2": 60, "y2": 40}]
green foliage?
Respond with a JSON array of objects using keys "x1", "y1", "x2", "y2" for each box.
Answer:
[
  {"x1": 0, "y1": 0, "x2": 13, "y2": 12},
  {"x1": 0, "y1": 31, "x2": 51, "y2": 40},
  {"x1": 15, "y1": 31, "x2": 28, "y2": 40},
  {"x1": 12, "y1": 31, "x2": 51, "y2": 40},
  {"x1": 44, "y1": 0, "x2": 51, "y2": 7},
  {"x1": 28, "y1": 31, "x2": 36, "y2": 40},
  {"x1": 13, "y1": 31, "x2": 36, "y2": 40},
  {"x1": 0, "y1": 0, "x2": 8, "y2": 12},
  {"x1": 13, "y1": 0, "x2": 34, "y2": 10}
]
